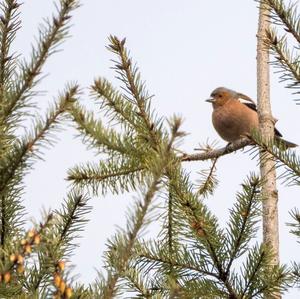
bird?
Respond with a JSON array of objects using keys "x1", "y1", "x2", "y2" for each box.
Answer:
[{"x1": 206, "y1": 87, "x2": 297, "y2": 148}]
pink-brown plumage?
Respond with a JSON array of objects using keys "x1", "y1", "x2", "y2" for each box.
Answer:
[
  {"x1": 212, "y1": 99, "x2": 259, "y2": 142},
  {"x1": 206, "y1": 87, "x2": 297, "y2": 148}
]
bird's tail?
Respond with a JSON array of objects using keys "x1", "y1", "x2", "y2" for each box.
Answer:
[{"x1": 275, "y1": 136, "x2": 298, "y2": 149}]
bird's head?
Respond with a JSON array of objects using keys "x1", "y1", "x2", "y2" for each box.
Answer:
[{"x1": 206, "y1": 87, "x2": 237, "y2": 108}]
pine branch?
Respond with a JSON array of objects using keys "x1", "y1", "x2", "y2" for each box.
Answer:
[
  {"x1": 0, "y1": 84, "x2": 78, "y2": 250},
  {"x1": 135, "y1": 242, "x2": 220, "y2": 280},
  {"x1": 287, "y1": 208, "x2": 300, "y2": 238},
  {"x1": 249, "y1": 133, "x2": 300, "y2": 185},
  {"x1": 0, "y1": 179, "x2": 25, "y2": 250},
  {"x1": 119, "y1": 267, "x2": 156, "y2": 298},
  {"x1": 1, "y1": 0, "x2": 79, "y2": 127},
  {"x1": 101, "y1": 176, "x2": 163, "y2": 299},
  {"x1": 68, "y1": 110, "x2": 185, "y2": 199},
  {"x1": 53, "y1": 191, "x2": 91, "y2": 256},
  {"x1": 266, "y1": 29, "x2": 300, "y2": 93},
  {"x1": 167, "y1": 167, "x2": 239, "y2": 298},
  {"x1": 107, "y1": 36, "x2": 161, "y2": 148},
  {"x1": 22, "y1": 84, "x2": 78, "y2": 159},
  {"x1": 287, "y1": 207, "x2": 300, "y2": 287},
  {"x1": 4, "y1": 213, "x2": 52, "y2": 274},
  {"x1": 0, "y1": 84, "x2": 78, "y2": 194},
  {"x1": 178, "y1": 278, "x2": 229, "y2": 298},
  {"x1": 167, "y1": 189, "x2": 174, "y2": 256},
  {"x1": 0, "y1": 214, "x2": 53, "y2": 296},
  {"x1": 67, "y1": 159, "x2": 145, "y2": 196},
  {"x1": 157, "y1": 186, "x2": 182, "y2": 268},
  {"x1": 134, "y1": 242, "x2": 235, "y2": 298},
  {"x1": 0, "y1": 0, "x2": 21, "y2": 154},
  {"x1": 291, "y1": 262, "x2": 300, "y2": 288},
  {"x1": 91, "y1": 77, "x2": 139, "y2": 130},
  {"x1": 225, "y1": 175, "x2": 261, "y2": 275},
  {"x1": 196, "y1": 157, "x2": 219, "y2": 197},
  {"x1": 70, "y1": 102, "x2": 140, "y2": 157},
  {"x1": 168, "y1": 168, "x2": 225, "y2": 253},
  {"x1": 264, "y1": 0, "x2": 300, "y2": 44},
  {"x1": 29, "y1": 190, "x2": 91, "y2": 291},
  {"x1": 72, "y1": 282, "x2": 103, "y2": 299},
  {"x1": 0, "y1": 0, "x2": 20, "y2": 95},
  {"x1": 100, "y1": 128, "x2": 180, "y2": 298},
  {"x1": 241, "y1": 245, "x2": 269, "y2": 297},
  {"x1": 261, "y1": 0, "x2": 300, "y2": 98},
  {"x1": 155, "y1": 118, "x2": 187, "y2": 272},
  {"x1": 240, "y1": 244, "x2": 289, "y2": 298}
]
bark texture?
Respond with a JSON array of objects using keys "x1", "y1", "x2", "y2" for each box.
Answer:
[
  {"x1": 181, "y1": 138, "x2": 251, "y2": 162},
  {"x1": 257, "y1": 2, "x2": 280, "y2": 298}
]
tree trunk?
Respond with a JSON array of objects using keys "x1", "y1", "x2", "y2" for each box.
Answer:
[{"x1": 257, "y1": 2, "x2": 280, "y2": 299}]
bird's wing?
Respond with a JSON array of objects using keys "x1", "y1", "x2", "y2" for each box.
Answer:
[
  {"x1": 237, "y1": 93, "x2": 259, "y2": 112},
  {"x1": 243, "y1": 102, "x2": 258, "y2": 111},
  {"x1": 237, "y1": 92, "x2": 257, "y2": 109},
  {"x1": 237, "y1": 92, "x2": 283, "y2": 137}
]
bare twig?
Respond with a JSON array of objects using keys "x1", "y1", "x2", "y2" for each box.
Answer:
[{"x1": 180, "y1": 138, "x2": 252, "y2": 162}]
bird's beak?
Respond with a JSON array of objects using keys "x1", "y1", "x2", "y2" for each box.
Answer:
[{"x1": 206, "y1": 98, "x2": 215, "y2": 103}]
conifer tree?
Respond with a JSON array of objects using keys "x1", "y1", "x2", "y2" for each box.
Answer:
[
  {"x1": 66, "y1": 34, "x2": 293, "y2": 298},
  {"x1": 67, "y1": 0, "x2": 300, "y2": 297},
  {"x1": 1, "y1": 0, "x2": 300, "y2": 298},
  {"x1": 0, "y1": 1, "x2": 92, "y2": 298}
]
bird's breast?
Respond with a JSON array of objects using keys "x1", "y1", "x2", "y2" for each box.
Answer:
[{"x1": 211, "y1": 103, "x2": 259, "y2": 142}]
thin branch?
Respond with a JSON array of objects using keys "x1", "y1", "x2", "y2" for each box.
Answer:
[
  {"x1": 139, "y1": 253, "x2": 220, "y2": 281},
  {"x1": 168, "y1": 168, "x2": 240, "y2": 298},
  {"x1": 67, "y1": 165, "x2": 144, "y2": 183},
  {"x1": 0, "y1": 84, "x2": 78, "y2": 198},
  {"x1": 266, "y1": 30, "x2": 300, "y2": 90},
  {"x1": 241, "y1": 250, "x2": 265, "y2": 298},
  {"x1": 0, "y1": 0, "x2": 20, "y2": 96},
  {"x1": 108, "y1": 36, "x2": 159, "y2": 147},
  {"x1": 91, "y1": 77, "x2": 138, "y2": 129},
  {"x1": 102, "y1": 177, "x2": 162, "y2": 299},
  {"x1": 31, "y1": 191, "x2": 90, "y2": 290},
  {"x1": 196, "y1": 157, "x2": 219, "y2": 197},
  {"x1": 101, "y1": 124, "x2": 181, "y2": 297},
  {"x1": 168, "y1": 188, "x2": 173, "y2": 256},
  {"x1": 70, "y1": 102, "x2": 138, "y2": 156},
  {"x1": 249, "y1": 135, "x2": 300, "y2": 180},
  {"x1": 1, "y1": 0, "x2": 79, "y2": 125},
  {"x1": 225, "y1": 183, "x2": 258, "y2": 276},
  {"x1": 264, "y1": 0, "x2": 300, "y2": 44},
  {"x1": 180, "y1": 138, "x2": 252, "y2": 162},
  {"x1": 188, "y1": 206, "x2": 239, "y2": 299}
]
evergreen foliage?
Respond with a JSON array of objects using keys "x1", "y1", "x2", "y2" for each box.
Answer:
[
  {"x1": 288, "y1": 209, "x2": 300, "y2": 289},
  {"x1": 263, "y1": 0, "x2": 300, "y2": 99},
  {"x1": 0, "y1": 0, "x2": 299, "y2": 298},
  {"x1": 65, "y1": 36, "x2": 295, "y2": 297},
  {"x1": 0, "y1": 1, "x2": 92, "y2": 298}
]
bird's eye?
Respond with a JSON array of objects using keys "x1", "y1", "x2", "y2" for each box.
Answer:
[{"x1": 218, "y1": 94, "x2": 222, "y2": 98}]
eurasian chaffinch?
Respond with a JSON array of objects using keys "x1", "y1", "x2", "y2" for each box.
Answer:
[{"x1": 206, "y1": 87, "x2": 297, "y2": 148}]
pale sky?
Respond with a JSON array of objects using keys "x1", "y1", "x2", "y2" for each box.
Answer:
[{"x1": 16, "y1": 1, "x2": 300, "y2": 298}]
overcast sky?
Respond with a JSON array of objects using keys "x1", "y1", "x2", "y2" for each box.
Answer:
[{"x1": 15, "y1": 1, "x2": 300, "y2": 297}]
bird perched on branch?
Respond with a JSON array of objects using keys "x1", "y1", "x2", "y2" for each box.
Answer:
[{"x1": 206, "y1": 87, "x2": 297, "y2": 148}]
